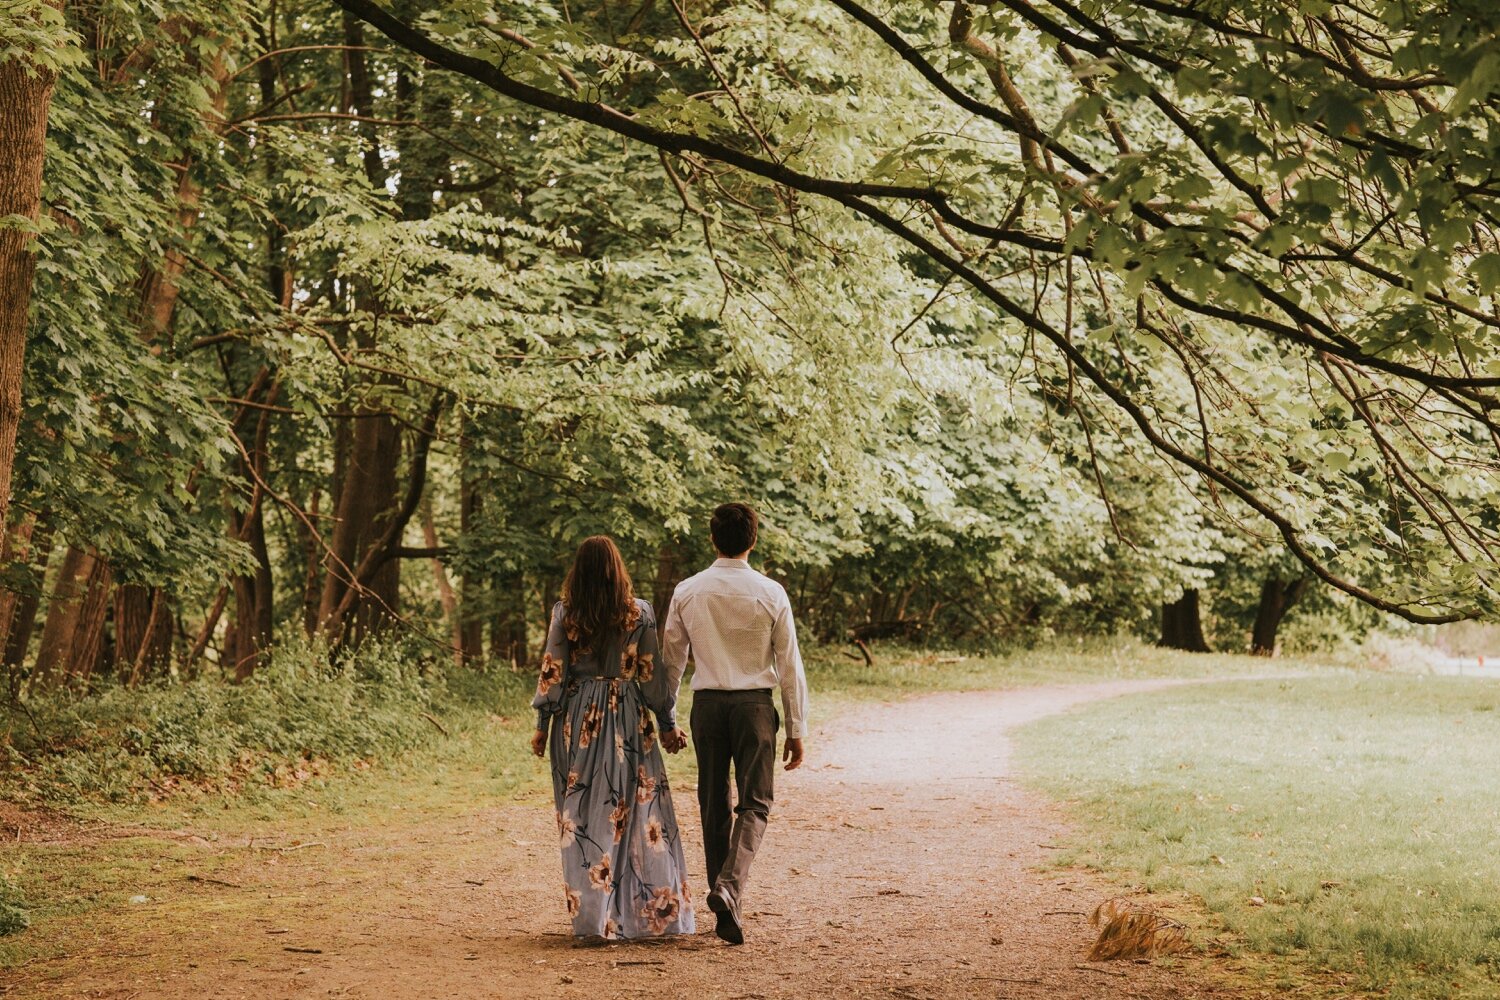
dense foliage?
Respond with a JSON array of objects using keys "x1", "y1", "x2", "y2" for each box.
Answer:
[{"x1": 1, "y1": 0, "x2": 1497, "y2": 707}]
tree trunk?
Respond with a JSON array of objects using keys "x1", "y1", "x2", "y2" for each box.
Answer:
[
  {"x1": 421, "y1": 494, "x2": 462, "y2": 667},
  {"x1": 182, "y1": 585, "x2": 228, "y2": 677},
  {"x1": 31, "y1": 546, "x2": 113, "y2": 691},
  {"x1": 342, "y1": 12, "x2": 387, "y2": 189},
  {"x1": 0, "y1": 514, "x2": 39, "y2": 647},
  {"x1": 1250, "y1": 575, "x2": 1311, "y2": 657},
  {"x1": 227, "y1": 499, "x2": 275, "y2": 681},
  {"x1": 0, "y1": 7, "x2": 63, "y2": 532},
  {"x1": 256, "y1": 19, "x2": 292, "y2": 311},
  {"x1": 488, "y1": 598, "x2": 504, "y2": 668},
  {"x1": 315, "y1": 409, "x2": 402, "y2": 640},
  {"x1": 1, "y1": 516, "x2": 51, "y2": 687},
  {"x1": 457, "y1": 430, "x2": 483, "y2": 662},
  {"x1": 1159, "y1": 588, "x2": 1211, "y2": 653},
  {"x1": 895, "y1": 581, "x2": 920, "y2": 621},
  {"x1": 395, "y1": 53, "x2": 450, "y2": 222},
  {"x1": 114, "y1": 584, "x2": 171, "y2": 685},
  {"x1": 652, "y1": 542, "x2": 681, "y2": 617},
  {"x1": 320, "y1": 395, "x2": 443, "y2": 644},
  {"x1": 488, "y1": 573, "x2": 533, "y2": 669},
  {"x1": 218, "y1": 17, "x2": 288, "y2": 681},
  {"x1": 135, "y1": 153, "x2": 205, "y2": 340},
  {"x1": 298, "y1": 490, "x2": 322, "y2": 637},
  {"x1": 227, "y1": 382, "x2": 278, "y2": 679}
]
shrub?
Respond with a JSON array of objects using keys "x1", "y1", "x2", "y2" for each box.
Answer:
[
  {"x1": 0, "y1": 634, "x2": 525, "y2": 805},
  {"x1": 0, "y1": 875, "x2": 28, "y2": 937}
]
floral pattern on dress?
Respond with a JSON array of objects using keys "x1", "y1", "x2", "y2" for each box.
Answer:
[
  {"x1": 536, "y1": 653, "x2": 562, "y2": 697},
  {"x1": 532, "y1": 599, "x2": 695, "y2": 940}
]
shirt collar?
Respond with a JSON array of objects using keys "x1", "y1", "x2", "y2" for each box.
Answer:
[{"x1": 712, "y1": 557, "x2": 752, "y2": 569}]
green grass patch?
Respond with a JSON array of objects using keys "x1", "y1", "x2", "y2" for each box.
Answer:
[
  {"x1": 804, "y1": 636, "x2": 1302, "y2": 708},
  {"x1": 1014, "y1": 674, "x2": 1500, "y2": 999}
]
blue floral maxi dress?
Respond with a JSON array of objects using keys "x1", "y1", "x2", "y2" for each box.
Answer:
[{"x1": 533, "y1": 598, "x2": 696, "y2": 939}]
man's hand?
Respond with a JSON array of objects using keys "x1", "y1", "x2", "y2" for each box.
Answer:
[
  {"x1": 662, "y1": 728, "x2": 689, "y2": 754},
  {"x1": 782, "y1": 737, "x2": 804, "y2": 771},
  {"x1": 530, "y1": 729, "x2": 547, "y2": 758}
]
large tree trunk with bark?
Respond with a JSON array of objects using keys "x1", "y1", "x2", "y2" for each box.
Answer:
[
  {"x1": 31, "y1": 546, "x2": 113, "y2": 691},
  {"x1": 318, "y1": 395, "x2": 443, "y2": 643},
  {"x1": 316, "y1": 409, "x2": 402, "y2": 641},
  {"x1": 0, "y1": 7, "x2": 63, "y2": 533},
  {"x1": 113, "y1": 584, "x2": 172, "y2": 685},
  {"x1": 1159, "y1": 588, "x2": 1211, "y2": 653},
  {"x1": 1250, "y1": 575, "x2": 1311, "y2": 657}
]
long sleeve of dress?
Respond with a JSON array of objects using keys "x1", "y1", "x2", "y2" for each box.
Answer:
[
  {"x1": 532, "y1": 601, "x2": 569, "y2": 733},
  {"x1": 636, "y1": 606, "x2": 679, "y2": 734}
]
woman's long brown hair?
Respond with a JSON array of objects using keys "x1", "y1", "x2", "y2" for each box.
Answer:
[{"x1": 561, "y1": 536, "x2": 640, "y2": 648}]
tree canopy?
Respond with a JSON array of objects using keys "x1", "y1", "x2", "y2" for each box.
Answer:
[
  {"x1": 1, "y1": 0, "x2": 1497, "y2": 689},
  {"x1": 330, "y1": 0, "x2": 1500, "y2": 621}
]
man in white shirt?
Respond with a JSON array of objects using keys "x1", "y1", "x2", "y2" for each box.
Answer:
[{"x1": 659, "y1": 502, "x2": 809, "y2": 945}]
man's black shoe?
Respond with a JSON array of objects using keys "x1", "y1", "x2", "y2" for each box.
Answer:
[{"x1": 706, "y1": 889, "x2": 744, "y2": 945}]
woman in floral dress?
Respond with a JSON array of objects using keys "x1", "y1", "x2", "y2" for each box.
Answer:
[{"x1": 529, "y1": 535, "x2": 696, "y2": 940}]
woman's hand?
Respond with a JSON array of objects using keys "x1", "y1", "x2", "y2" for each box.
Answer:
[{"x1": 530, "y1": 729, "x2": 547, "y2": 758}]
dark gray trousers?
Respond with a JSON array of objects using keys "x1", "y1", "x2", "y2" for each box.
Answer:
[{"x1": 691, "y1": 688, "x2": 778, "y2": 913}]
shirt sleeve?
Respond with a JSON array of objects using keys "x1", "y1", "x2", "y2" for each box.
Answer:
[
  {"x1": 636, "y1": 605, "x2": 679, "y2": 733},
  {"x1": 531, "y1": 602, "x2": 569, "y2": 733},
  {"x1": 657, "y1": 593, "x2": 691, "y2": 727},
  {"x1": 771, "y1": 591, "x2": 810, "y2": 739}
]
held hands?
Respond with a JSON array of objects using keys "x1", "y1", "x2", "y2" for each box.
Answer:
[
  {"x1": 782, "y1": 737, "x2": 804, "y2": 771},
  {"x1": 530, "y1": 729, "x2": 547, "y2": 758}
]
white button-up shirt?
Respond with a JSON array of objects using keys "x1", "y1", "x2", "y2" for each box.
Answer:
[{"x1": 660, "y1": 558, "x2": 810, "y2": 739}]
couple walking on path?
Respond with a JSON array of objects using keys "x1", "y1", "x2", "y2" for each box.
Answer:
[{"x1": 529, "y1": 502, "x2": 810, "y2": 945}]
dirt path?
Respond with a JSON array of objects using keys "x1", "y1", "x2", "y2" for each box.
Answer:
[{"x1": 11, "y1": 680, "x2": 1248, "y2": 999}]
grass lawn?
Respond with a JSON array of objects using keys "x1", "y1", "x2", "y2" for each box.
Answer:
[{"x1": 1014, "y1": 674, "x2": 1500, "y2": 1000}]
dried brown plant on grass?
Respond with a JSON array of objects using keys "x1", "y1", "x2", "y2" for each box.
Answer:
[{"x1": 1087, "y1": 897, "x2": 1189, "y2": 961}]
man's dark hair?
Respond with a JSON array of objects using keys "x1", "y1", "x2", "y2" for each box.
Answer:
[{"x1": 710, "y1": 502, "x2": 758, "y2": 556}]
